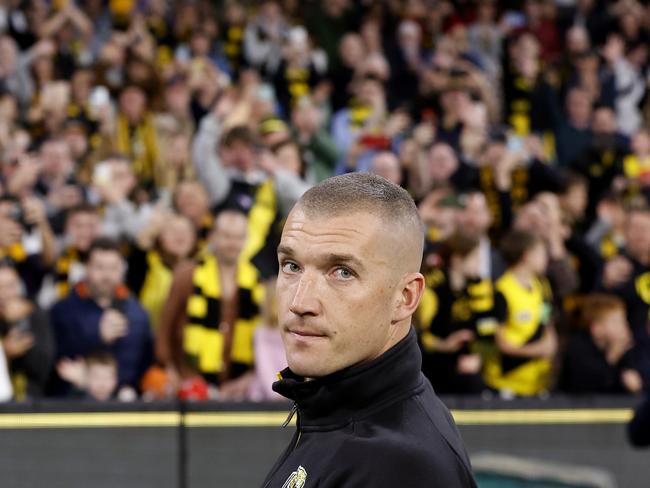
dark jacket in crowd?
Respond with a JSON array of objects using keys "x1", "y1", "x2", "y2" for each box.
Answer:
[
  {"x1": 50, "y1": 284, "x2": 153, "y2": 390},
  {"x1": 261, "y1": 328, "x2": 477, "y2": 488},
  {"x1": 0, "y1": 307, "x2": 54, "y2": 398}
]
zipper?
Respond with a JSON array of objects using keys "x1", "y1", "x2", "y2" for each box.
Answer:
[
  {"x1": 262, "y1": 402, "x2": 302, "y2": 488},
  {"x1": 282, "y1": 402, "x2": 298, "y2": 427}
]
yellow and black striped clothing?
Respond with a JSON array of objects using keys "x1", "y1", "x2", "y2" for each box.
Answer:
[
  {"x1": 479, "y1": 160, "x2": 562, "y2": 236},
  {"x1": 127, "y1": 248, "x2": 174, "y2": 333},
  {"x1": 221, "y1": 23, "x2": 246, "y2": 76},
  {"x1": 115, "y1": 112, "x2": 159, "y2": 187},
  {"x1": 483, "y1": 271, "x2": 553, "y2": 396},
  {"x1": 53, "y1": 247, "x2": 88, "y2": 299},
  {"x1": 417, "y1": 269, "x2": 505, "y2": 394},
  {"x1": 183, "y1": 254, "x2": 263, "y2": 384},
  {"x1": 0, "y1": 243, "x2": 45, "y2": 299},
  {"x1": 216, "y1": 178, "x2": 280, "y2": 278}
]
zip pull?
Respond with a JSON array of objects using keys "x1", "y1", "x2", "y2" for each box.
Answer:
[{"x1": 283, "y1": 402, "x2": 298, "y2": 427}]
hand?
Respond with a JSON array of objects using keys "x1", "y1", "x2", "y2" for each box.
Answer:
[
  {"x1": 6, "y1": 155, "x2": 41, "y2": 195},
  {"x1": 99, "y1": 309, "x2": 129, "y2": 344},
  {"x1": 437, "y1": 329, "x2": 475, "y2": 354},
  {"x1": 2, "y1": 328, "x2": 35, "y2": 359},
  {"x1": 602, "y1": 256, "x2": 633, "y2": 289},
  {"x1": 256, "y1": 149, "x2": 281, "y2": 176},
  {"x1": 457, "y1": 354, "x2": 482, "y2": 375},
  {"x1": 33, "y1": 39, "x2": 56, "y2": 58},
  {"x1": 384, "y1": 112, "x2": 411, "y2": 138},
  {"x1": 21, "y1": 196, "x2": 48, "y2": 227},
  {"x1": 621, "y1": 369, "x2": 643, "y2": 394},
  {"x1": 57, "y1": 357, "x2": 87, "y2": 389},
  {"x1": 537, "y1": 327, "x2": 558, "y2": 359},
  {"x1": 47, "y1": 184, "x2": 83, "y2": 211}
]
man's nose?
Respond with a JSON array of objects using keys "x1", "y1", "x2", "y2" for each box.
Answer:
[{"x1": 289, "y1": 274, "x2": 321, "y2": 316}]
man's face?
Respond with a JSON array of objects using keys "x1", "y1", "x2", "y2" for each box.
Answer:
[
  {"x1": 456, "y1": 193, "x2": 491, "y2": 236},
  {"x1": 66, "y1": 212, "x2": 101, "y2": 251},
  {"x1": 174, "y1": 182, "x2": 209, "y2": 222},
  {"x1": 159, "y1": 216, "x2": 195, "y2": 259},
  {"x1": 85, "y1": 250, "x2": 125, "y2": 299},
  {"x1": 276, "y1": 209, "x2": 403, "y2": 378},
  {"x1": 429, "y1": 144, "x2": 458, "y2": 183},
  {"x1": 221, "y1": 141, "x2": 255, "y2": 173},
  {"x1": 626, "y1": 212, "x2": 650, "y2": 262},
  {"x1": 211, "y1": 212, "x2": 248, "y2": 266},
  {"x1": 0, "y1": 267, "x2": 22, "y2": 308}
]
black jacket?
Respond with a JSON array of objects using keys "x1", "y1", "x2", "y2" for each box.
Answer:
[{"x1": 261, "y1": 328, "x2": 477, "y2": 487}]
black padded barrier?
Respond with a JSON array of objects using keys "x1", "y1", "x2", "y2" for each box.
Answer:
[{"x1": 0, "y1": 396, "x2": 646, "y2": 488}]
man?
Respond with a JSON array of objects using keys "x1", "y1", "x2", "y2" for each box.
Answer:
[
  {"x1": 262, "y1": 173, "x2": 476, "y2": 487},
  {"x1": 156, "y1": 209, "x2": 264, "y2": 399},
  {"x1": 52, "y1": 204, "x2": 102, "y2": 299},
  {"x1": 192, "y1": 102, "x2": 309, "y2": 264},
  {"x1": 50, "y1": 238, "x2": 152, "y2": 395}
]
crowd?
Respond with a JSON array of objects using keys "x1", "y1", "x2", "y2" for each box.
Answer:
[{"x1": 0, "y1": 0, "x2": 650, "y2": 402}]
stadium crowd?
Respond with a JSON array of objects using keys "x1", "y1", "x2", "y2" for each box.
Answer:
[{"x1": 0, "y1": 0, "x2": 650, "y2": 402}]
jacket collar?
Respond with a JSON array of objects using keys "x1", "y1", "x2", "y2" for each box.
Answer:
[{"x1": 272, "y1": 327, "x2": 424, "y2": 429}]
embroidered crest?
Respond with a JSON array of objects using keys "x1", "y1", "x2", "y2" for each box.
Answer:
[{"x1": 282, "y1": 466, "x2": 307, "y2": 488}]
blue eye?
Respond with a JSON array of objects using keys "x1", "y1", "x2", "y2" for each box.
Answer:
[
  {"x1": 282, "y1": 262, "x2": 300, "y2": 273},
  {"x1": 335, "y1": 267, "x2": 354, "y2": 279}
]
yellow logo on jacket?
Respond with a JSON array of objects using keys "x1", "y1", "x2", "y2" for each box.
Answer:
[{"x1": 282, "y1": 466, "x2": 307, "y2": 488}]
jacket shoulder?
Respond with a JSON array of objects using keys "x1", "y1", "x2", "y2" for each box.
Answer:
[{"x1": 321, "y1": 428, "x2": 476, "y2": 488}]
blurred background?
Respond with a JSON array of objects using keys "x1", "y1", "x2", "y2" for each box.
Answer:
[{"x1": 1, "y1": 0, "x2": 650, "y2": 486}]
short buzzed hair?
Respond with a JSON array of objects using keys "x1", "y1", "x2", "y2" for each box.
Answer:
[{"x1": 297, "y1": 173, "x2": 424, "y2": 266}]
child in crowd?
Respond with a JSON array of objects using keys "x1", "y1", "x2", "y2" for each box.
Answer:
[
  {"x1": 484, "y1": 230, "x2": 557, "y2": 397},
  {"x1": 561, "y1": 294, "x2": 643, "y2": 394},
  {"x1": 57, "y1": 351, "x2": 120, "y2": 401}
]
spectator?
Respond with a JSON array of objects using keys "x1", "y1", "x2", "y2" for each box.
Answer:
[
  {"x1": 192, "y1": 101, "x2": 309, "y2": 263},
  {"x1": 247, "y1": 280, "x2": 285, "y2": 402},
  {"x1": 455, "y1": 191, "x2": 506, "y2": 280},
  {"x1": 50, "y1": 238, "x2": 152, "y2": 395},
  {"x1": 156, "y1": 210, "x2": 264, "y2": 399},
  {"x1": 172, "y1": 180, "x2": 214, "y2": 251},
  {"x1": 90, "y1": 155, "x2": 149, "y2": 241},
  {"x1": 0, "y1": 263, "x2": 53, "y2": 399},
  {"x1": 50, "y1": 204, "x2": 102, "y2": 301},
  {"x1": 57, "y1": 351, "x2": 120, "y2": 401},
  {"x1": 561, "y1": 293, "x2": 643, "y2": 394},
  {"x1": 418, "y1": 232, "x2": 505, "y2": 394},
  {"x1": 113, "y1": 85, "x2": 159, "y2": 188},
  {"x1": 127, "y1": 211, "x2": 196, "y2": 332},
  {"x1": 484, "y1": 229, "x2": 557, "y2": 397},
  {"x1": 623, "y1": 128, "x2": 650, "y2": 200},
  {"x1": 0, "y1": 194, "x2": 56, "y2": 298},
  {"x1": 370, "y1": 151, "x2": 402, "y2": 187}
]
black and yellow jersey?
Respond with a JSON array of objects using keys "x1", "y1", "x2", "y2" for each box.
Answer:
[
  {"x1": 416, "y1": 269, "x2": 505, "y2": 393},
  {"x1": 483, "y1": 271, "x2": 553, "y2": 396}
]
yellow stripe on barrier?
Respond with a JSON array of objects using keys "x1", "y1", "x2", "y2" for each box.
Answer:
[
  {"x1": 185, "y1": 412, "x2": 290, "y2": 427},
  {"x1": 451, "y1": 409, "x2": 634, "y2": 425},
  {"x1": 0, "y1": 408, "x2": 635, "y2": 429},
  {"x1": 0, "y1": 412, "x2": 180, "y2": 429}
]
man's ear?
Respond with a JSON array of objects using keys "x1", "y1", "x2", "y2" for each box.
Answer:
[{"x1": 392, "y1": 272, "x2": 425, "y2": 323}]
